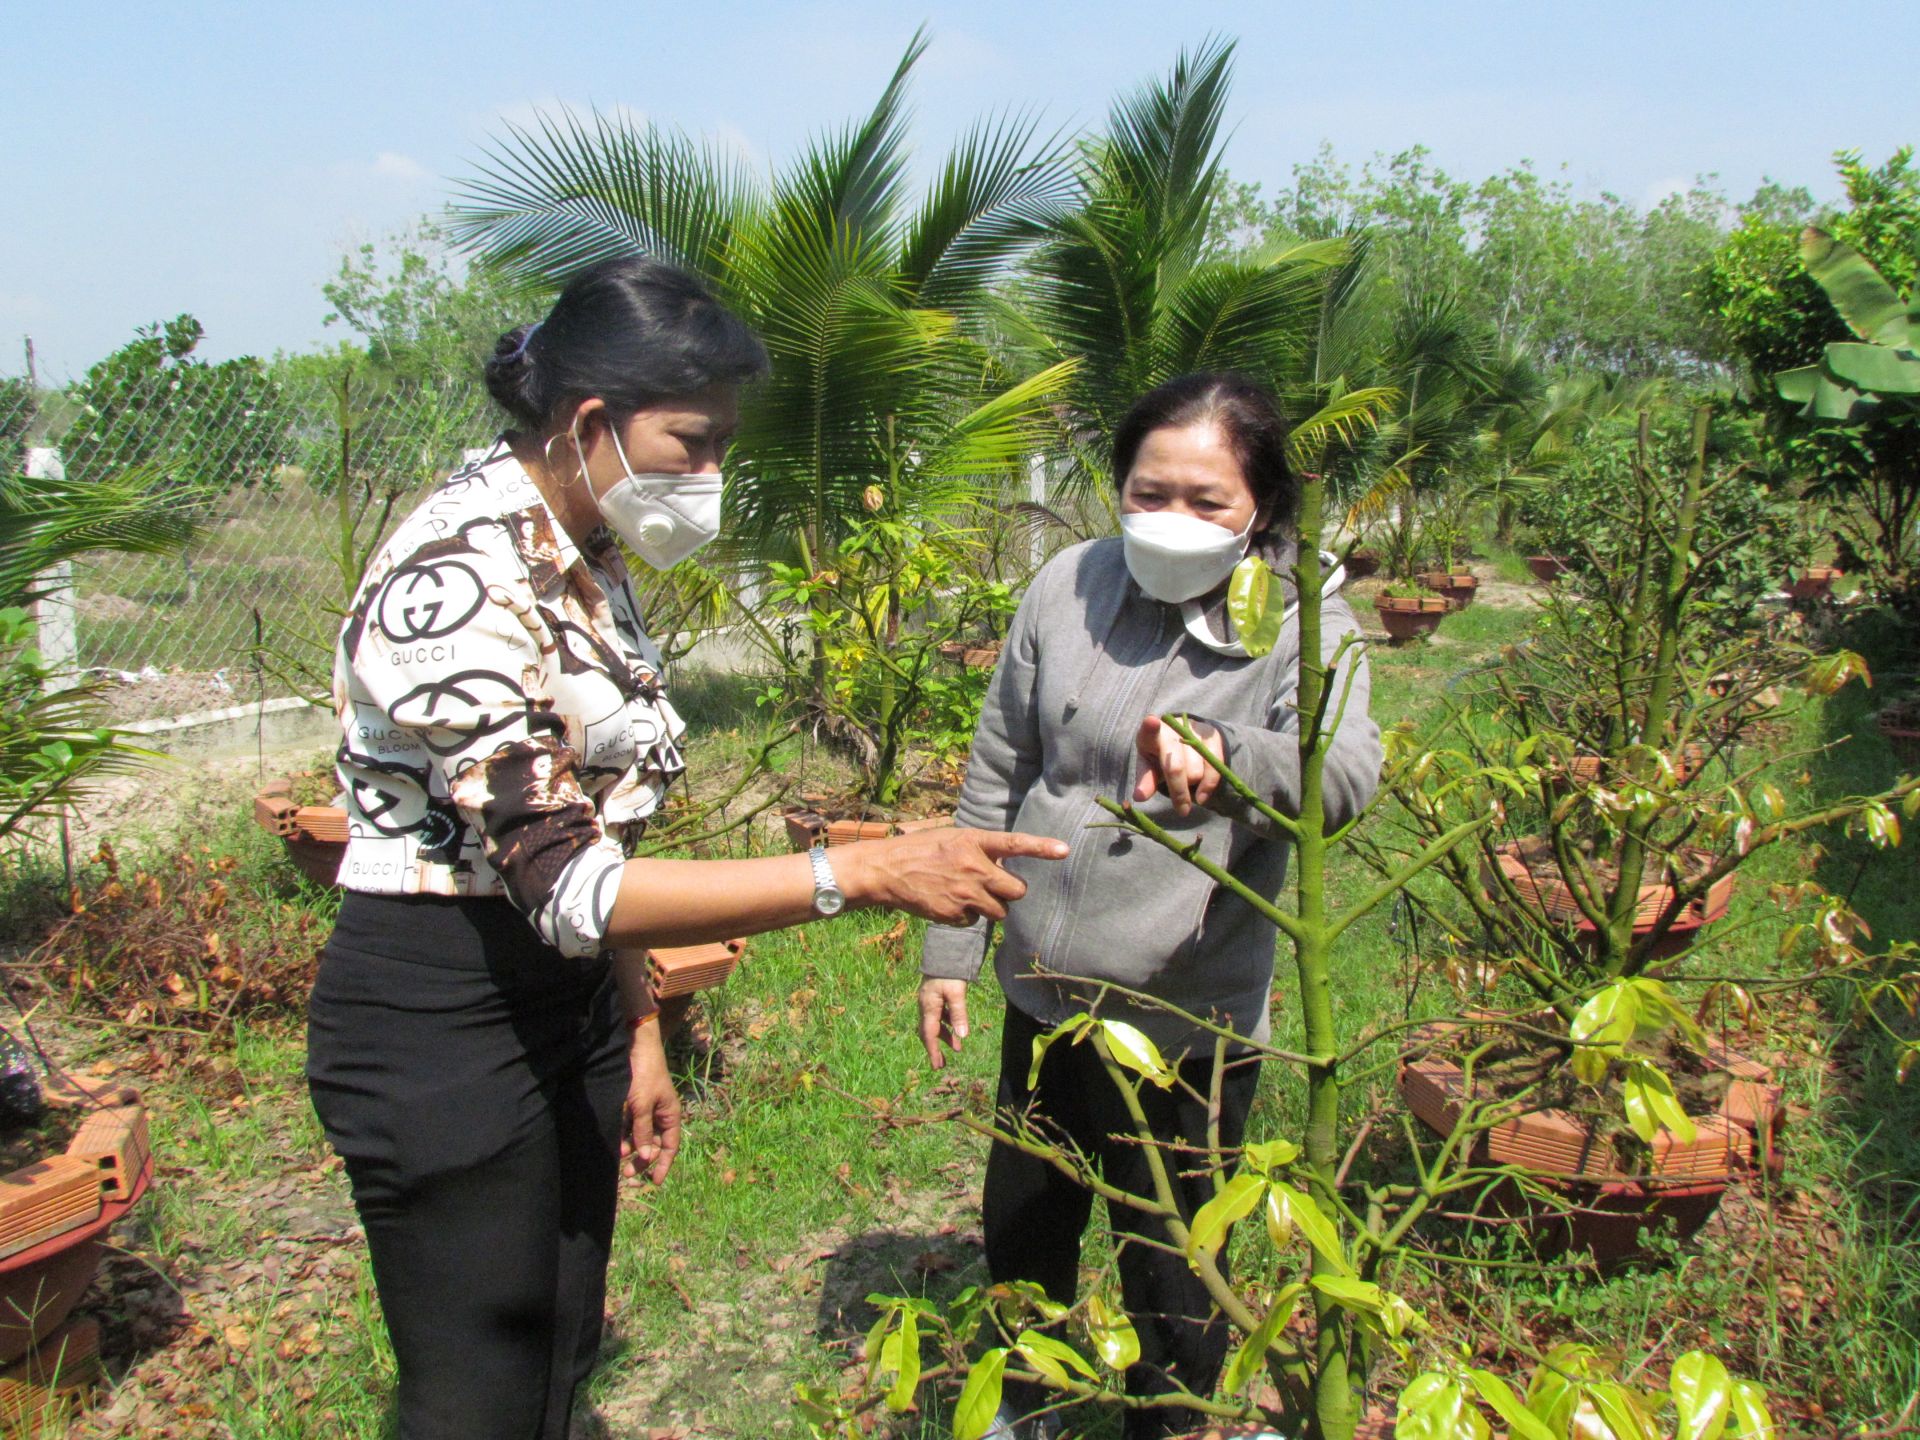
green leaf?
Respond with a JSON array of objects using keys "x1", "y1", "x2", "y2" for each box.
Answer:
[
  {"x1": 1587, "y1": 1381, "x2": 1660, "y2": 1440},
  {"x1": 1227, "y1": 556, "x2": 1285, "y2": 658},
  {"x1": 990, "y1": 1280, "x2": 1070, "y2": 1325},
  {"x1": 1622, "y1": 1060, "x2": 1698, "y2": 1145},
  {"x1": 1395, "y1": 1371, "x2": 1486, "y2": 1440},
  {"x1": 1528, "y1": 1343, "x2": 1604, "y2": 1434},
  {"x1": 1015, "y1": 1329, "x2": 1096, "y2": 1388},
  {"x1": 1570, "y1": 981, "x2": 1638, "y2": 1085},
  {"x1": 1669, "y1": 1351, "x2": 1732, "y2": 1440},
  {"x1": 1027, "y1": 1014, "x2": 1091, "y2": 1088},
  {"x1": 1774, "y1": 365, "x2": 1821, "y2": 405},
  {"x1": 1309, "y1": 1275, "x2": 1425, "y2": 1337},
  {"x1": 1824, "y1": 341, "x2": 1920, "y2": 395},
  {"x1": 1268, "y1": 1180, "x2": 1352, "y2": 1273},
  {"x1": 793, "y1": 1381, "x2": 847, "y2": 1432},
  {"x1": 1242, "y1": 1137, "x2": 1301, "y2": 1174},
  {"x1": 1465, "y1": 1368, "x2": 1557, "y2": 1440},
  {"x1": 1095, "y1": 1019, "x2": 1177, "y2": 1089},
  {"x1": 1222, "y1": 1283, "x2": 1302, "y2": 1395},
  {"x1": 1805, "y1": 650, "x2": 1871, "y2": 696},
  {"x1": 1802, "y1": 228, "x2": 1914, "y2": 348},
  {"x1": 1185, "y1": 1172, "x2": 1264, "y2": 1263},
  {"x1": 1624, "y1": 977, "x2": 1703, "y2": 1044},
  {"x1": 1085, "y1": 1294, "x2": 1140, "y2": 1372},
  {"x1": 1863, "y1": 801, "x2": 1902, "y2": 849},
  {"x1": 952, "y1": 1349, "x2": 1009, "y2": 1440},
  {"x1": 883, "y1": 1306, "x2": 921, "y2": 1411},
  {"x1": 1725, "y1": 1379, "x2": 1776, "y2": 1438}
]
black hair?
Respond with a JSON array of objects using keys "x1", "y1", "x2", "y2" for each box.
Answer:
[
  {"x1": 1110, "y1": 372, "x2": 1298, "y2": 537},
  {"x1": 483, "y1": 256, "x2": 770, "y2": 431}
]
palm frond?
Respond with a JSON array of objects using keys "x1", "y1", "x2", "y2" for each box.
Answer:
[
  {"x1": 1, "y1": 462, "x2": 201, "y2": 607},
  {"x1": 782, "y1": 28, "x2": 926, "y2": 240},
  {"x1": 1099, "y1": 34, "x2": 1237, "y2": 267},
  {"x1": 915, "y1": 360, "x2": 1080, "y2": 479},
  {"x1": 449, "y1": 110, "x2": 753, "y2": 293},
  {"x1": 1285, "y1": 385, "x2": 1399, "y2": 472},
  {"x1": 898, "y1": 111, "x2": 1076, "y2": 309}
]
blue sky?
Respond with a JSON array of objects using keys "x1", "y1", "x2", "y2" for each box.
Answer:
[{"x1": 4, "y1": 0, "x2": 1912, "y2": 378}]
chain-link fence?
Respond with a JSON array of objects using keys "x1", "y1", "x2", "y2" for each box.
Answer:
[
  {"x1": 3, "y1": 358, "x2": 1100, "y2": 724},
  {"x1": 3, "y1": 366, "x2": 500, "y2": 721}
]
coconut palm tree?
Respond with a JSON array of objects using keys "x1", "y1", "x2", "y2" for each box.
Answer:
[
  {"x1": 991, "y1": 38, "x2": 1395, "y2": 523},
  {"x1": 447, "y1": 30, "x2": 1077, "y2": 576}
]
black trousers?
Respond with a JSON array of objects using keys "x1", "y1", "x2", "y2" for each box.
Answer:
[
  {"x1": 307, "y1": 893, "x2": 629, "y2": 1440},
  {"x1": 985, "y1": 1004, "x2": 1262, "y2": 1440}
]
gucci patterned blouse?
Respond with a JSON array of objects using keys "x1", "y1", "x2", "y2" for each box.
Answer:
[{"x1": 330, "y1": 440, "x2": 687, "y2": 958}]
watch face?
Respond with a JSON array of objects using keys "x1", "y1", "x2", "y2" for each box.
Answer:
[{"x1": 814, "y1": 888, "x2": 845, "y2": 917}]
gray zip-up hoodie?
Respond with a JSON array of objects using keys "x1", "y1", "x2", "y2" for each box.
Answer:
[{"x1": 919, "y1": 537, "x2": 1383, "y2": 1056}]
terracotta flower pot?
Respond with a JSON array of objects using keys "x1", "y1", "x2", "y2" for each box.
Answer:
[
  {"x1": 1343, "y1": 550, "x2": 1381, "y2": 580},
  {"x1": 1557, "y1": 743, "x2": 1707, "y2": 790},
  {"x1": 781, "y1": 807, "x2": 954, "y2": 851},
  {"x1": 1372, "y1": 594, "x2": 1448, "y2": 643},
  {"x1": 937, "y1": 640, "x2": 1003, "y2": 669},
  {"x1": 1527, "y1": 554, "x2": 1571, "y2": 583},
  {"x1": 1785, "y1": 565, "x2": 1842, "y2": 602},
  {"x1": 1398, "y1": 1027, "x2": 1765, "y2": 1266},
  {"x1": 1416, "y1": 571, "x2": 1478, "y2": 610},
  {"x1": 252, "y1": 777, "x2": 347, "y2": 887},
  {"x1": 0, "y1": 1313, "x2": 104, "y2": 1429},
  {"x1": 1490, "y1": 840, "x2": 1733, "y2": 961},
  {"x1": 0, "y1": 1115, "x2": 153, "y2": 1367}
]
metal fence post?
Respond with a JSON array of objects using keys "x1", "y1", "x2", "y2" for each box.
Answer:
[{"x1": 25, "y1": 446, "x2": 77, "y2": 673}]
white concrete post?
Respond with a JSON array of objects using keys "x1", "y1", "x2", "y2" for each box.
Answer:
[{"x1": 25, "y1": 447, "x2": 77, "y2": 673}]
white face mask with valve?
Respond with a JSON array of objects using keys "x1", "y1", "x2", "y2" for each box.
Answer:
[
  {"x1": 1179, "y1": 552, "x2": 1349, "y2": 658},
  {"x1": 574, "y1": 420, "x2": 724, "y2": 570},
  {"x1": 1120, "y1": 510, "x2": 1254, "y2": 604}
]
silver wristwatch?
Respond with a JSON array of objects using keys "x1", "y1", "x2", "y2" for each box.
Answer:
[{"x1": 808, "y1": 845, "x2": 846, "y2": 917}]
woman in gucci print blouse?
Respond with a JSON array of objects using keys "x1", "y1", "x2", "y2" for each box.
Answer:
[{"x1": 306, "y1": 256, "x2": 1066, "y2": 1440}]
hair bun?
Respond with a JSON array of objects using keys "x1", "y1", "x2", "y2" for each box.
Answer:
[{"x1": 483, "y1": 323, "x2": 545, "y2": 425}]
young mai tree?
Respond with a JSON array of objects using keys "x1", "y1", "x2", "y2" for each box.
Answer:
[{"x1": 797, "y1": 458, "x2": 1783, "y2": 1440}]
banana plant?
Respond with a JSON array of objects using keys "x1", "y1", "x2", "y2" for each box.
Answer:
[{"x1": 1776, "y1": 227, "x2": 1920, "y2": 420}]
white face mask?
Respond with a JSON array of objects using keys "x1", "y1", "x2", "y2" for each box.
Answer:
[
  {"x1": 574, "y1": 420, "x2": 723, "y2": 570},
  {"x1": 1120, "y1": 510, "x2": 1253, "y2": 604}
]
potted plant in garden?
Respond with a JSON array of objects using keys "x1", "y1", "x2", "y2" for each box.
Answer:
[
  {"x1": 1377, "y1": 407, "x2": 1916, "y2": 1247},
  {"x1": 1371, "y1": 580, "x2": 1448, "y2": 643},
  {"x1": 1413, "y1": 496, "x2": 1479, "y2": 609},
  {"x1": 753, "y1": 466, "x2": 1018, "y2": 849}
]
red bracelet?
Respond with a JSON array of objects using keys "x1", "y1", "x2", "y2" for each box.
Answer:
[{"x1": 628, "y1": 1010, "x2": 659, "y2": 1032}]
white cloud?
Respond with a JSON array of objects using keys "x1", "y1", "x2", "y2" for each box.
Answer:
[{"x1": 371, "y1": 151, "x2": 431, "y2": 181}]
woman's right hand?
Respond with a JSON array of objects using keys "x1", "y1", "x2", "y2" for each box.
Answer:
[{"x1": 837, "y1": 826, "x2": 1067, "y2": 926}]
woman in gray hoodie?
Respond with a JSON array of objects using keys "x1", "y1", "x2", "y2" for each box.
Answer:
[{"x1": 915, "y1": 373, "x2": 1383, "y2": 1439}]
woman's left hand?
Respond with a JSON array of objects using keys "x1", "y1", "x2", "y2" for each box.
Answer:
[
  {"x1": 1134, "y1": 715, "x2": 1223, "y2": 817},
  {"x1": 623, "y1": 1020, "x2": 682, "y2": 1184}
]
